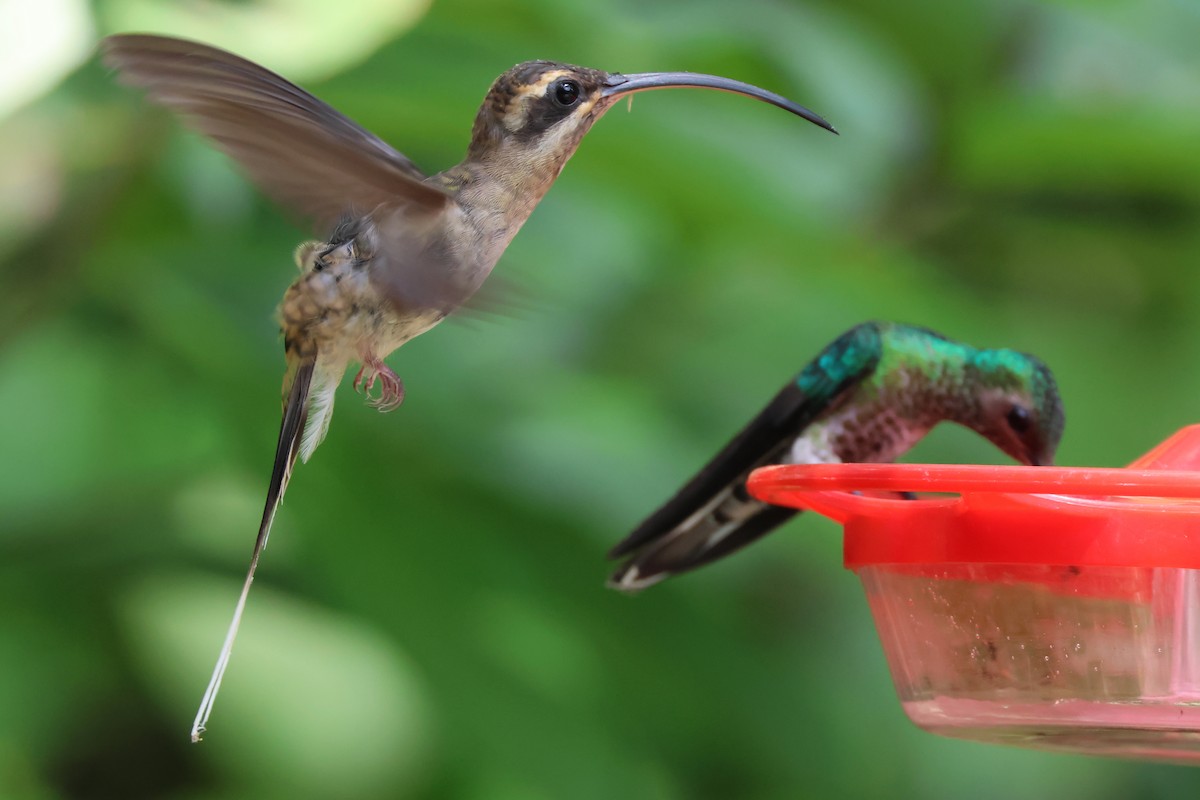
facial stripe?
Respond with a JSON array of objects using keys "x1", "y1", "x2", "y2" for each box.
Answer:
[{"x1": 502, "y1": 71, "x2": 573, "y2": 132}]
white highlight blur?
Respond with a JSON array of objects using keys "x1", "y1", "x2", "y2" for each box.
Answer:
[{"x1": 0, "y1": 0, "x2": 93, "y2": 119}]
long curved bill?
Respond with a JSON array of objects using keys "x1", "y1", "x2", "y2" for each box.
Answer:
[{"x1": 602, "y1": 72, "x2": 837, "y2": 134}]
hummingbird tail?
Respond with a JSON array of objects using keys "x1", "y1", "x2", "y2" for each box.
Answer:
[
  {"x1": 608, "y1": 498, "x2": 798, "y2": 593},
  {"x1": 190, "y1": 359, "x2": 315, "y2": 742}
]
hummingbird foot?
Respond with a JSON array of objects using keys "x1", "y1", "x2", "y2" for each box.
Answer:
[{"x1": 354, "y1": 360, "x2": 405, "y2": 412}]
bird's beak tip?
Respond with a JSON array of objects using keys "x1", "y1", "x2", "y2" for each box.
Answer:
[
  {"x1": 810, "y1": 118, "x2": 839, "y2": 135},
  {"x1": 1026, "y1": 451, "x2": 1053, "y2": 467}
]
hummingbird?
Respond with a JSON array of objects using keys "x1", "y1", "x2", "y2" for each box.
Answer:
[
  {"x1": 608, "y1": 321, "x2": 1066, "y2": 592},
  {"x1": 100, "y1": 34, "x2": 836, "y2": 740}
]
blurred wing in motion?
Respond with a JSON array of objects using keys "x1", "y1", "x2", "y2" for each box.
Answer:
[{"x1": 102, "y1": 34, "x2": 451, "y2": 232}]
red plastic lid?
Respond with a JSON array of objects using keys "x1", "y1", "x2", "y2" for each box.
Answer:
[{"x1": 746, "y1": 425, "x2": 1200, "y2": 569}]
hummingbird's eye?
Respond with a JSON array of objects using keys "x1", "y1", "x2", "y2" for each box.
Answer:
[
  {"x1": 552, "y1": 79, "x2": 581, "y2": 107},
  {"x1": 1006, "y1": 405, "x2": 1032, "y2": 434}
]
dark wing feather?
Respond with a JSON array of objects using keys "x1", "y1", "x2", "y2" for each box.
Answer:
[
  {"x1": 674, "y1": 504, "x2": 799, "y2": 569},
  {"x1": 101, "y1": 34, "x2": 450, "y2": 231},
  {"x1": 610, "y1": 504, "x2": 799, "y2": 585},
  {"x1": 609, "y1": 322, "x2": 884, "y2": 559}
]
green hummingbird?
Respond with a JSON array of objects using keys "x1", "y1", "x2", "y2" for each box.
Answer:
[
  {"x1": 100, "y1": 34, "x2": 836, "y2": 740},
  {"x1": 608, "y1": 321, "x2": 1066, "y2": 592}
]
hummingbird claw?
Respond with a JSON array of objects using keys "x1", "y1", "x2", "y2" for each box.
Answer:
[{"x1": 355, "y1": 361, "x2": 404, "y2": 412}]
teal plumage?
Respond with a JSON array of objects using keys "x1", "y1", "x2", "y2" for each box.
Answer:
[{"x1": 609, "y1": 321, "x2": 1065, "y2": 592}]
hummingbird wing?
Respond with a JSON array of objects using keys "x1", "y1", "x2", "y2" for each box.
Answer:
[
  {"x1": 101, "y1": 34, "x2": 451, "y2": 232},
  {"x1": 190, "y1": 358, "x2": 315, "y2": 742},
  {"x1": 364, "y1": 208, "x2": 476, "y2": 315},
  {"x1": 608, "y1": 322, "x2": 884, "y2": 588}
]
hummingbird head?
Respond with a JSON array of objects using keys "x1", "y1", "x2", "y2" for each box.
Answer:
[
  {"x1": 465, "y1": 61, "x2": 835, "y2": 195},
  {"x1": 966, "y1": 350, "x2": 1066, "y2": 467}
]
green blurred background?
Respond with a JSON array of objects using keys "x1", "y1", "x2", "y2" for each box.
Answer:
[{"x1": 3, "y1": 0, "x2": 1200, "y2": 797}]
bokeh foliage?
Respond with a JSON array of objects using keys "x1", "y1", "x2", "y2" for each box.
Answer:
[{"x1": 3, "y1": 0, "x2": 1200, "y2": 797}]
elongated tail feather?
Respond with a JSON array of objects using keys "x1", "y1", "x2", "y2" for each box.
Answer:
[{"x1": 191, "y1": 360, "x2": 314, "y2": 742}]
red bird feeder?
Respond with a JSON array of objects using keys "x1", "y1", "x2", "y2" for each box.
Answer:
[{"x1": 749, "y1": 425, "x2": 1200, "y2": 763}]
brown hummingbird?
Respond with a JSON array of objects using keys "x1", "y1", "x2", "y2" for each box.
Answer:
[{"x1": 101, "y1": 33, "x2": 836, "y2": 740}]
